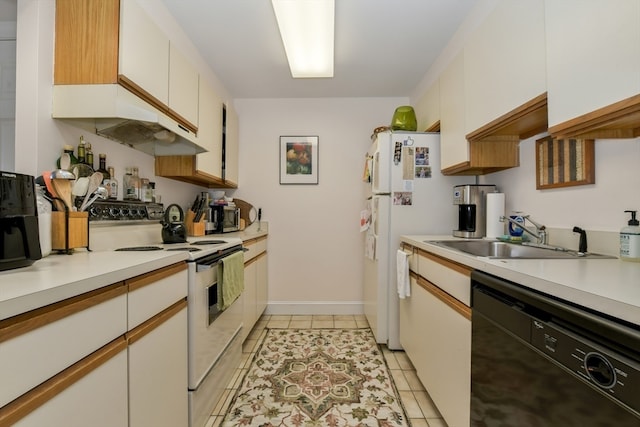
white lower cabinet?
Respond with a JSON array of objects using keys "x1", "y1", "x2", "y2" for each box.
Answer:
[
  {"x1": 256, "y1": 252, "x2": 268, "y2": 316},
  {"x1": 0, "y1": 262, "x2": 188, "y2": 427},
  {"x1": 128, "y1": 305, "x2": 188, "y2": 427},
  {"x1": 242, "y1": 236, "x2": 268, "y2": 341},
  {"x1": 400, "y1": 245, "x2": 471, "y2": 427},
  {"x1": 242, "y1": 259, "x2": 258, "y2": 342},
  {"x1": 14, "y1": 343, "x2": 129, "y2": 427}
]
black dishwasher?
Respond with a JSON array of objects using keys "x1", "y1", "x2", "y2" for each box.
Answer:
[{"x1": 470, "y1": 270, "x2": 640, "y2": 426}]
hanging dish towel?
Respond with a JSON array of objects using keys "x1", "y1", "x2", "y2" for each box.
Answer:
[
  {"x1": 218, "y1": 251, "x2": 245, "y2": 310},
  {"x1": 396, "y1": 249, "x2": 410, "y2": 299}
]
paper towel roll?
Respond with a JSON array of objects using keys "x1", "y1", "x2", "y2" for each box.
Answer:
[{"x1": 486, "y1": 192, "x2": 505, "y2": 238}]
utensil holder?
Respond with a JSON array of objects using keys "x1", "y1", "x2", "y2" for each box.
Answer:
[
  {"x1": 51, "y1": 209, "x2": 90, "y2": 253},
  {"x1": 185, "y1": 210, "x2": 205, "y2": 237}
]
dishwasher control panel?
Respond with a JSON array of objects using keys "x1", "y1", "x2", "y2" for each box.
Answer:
[{"x1": 531, "y1": 319, "x2": 640, "y2": 413}]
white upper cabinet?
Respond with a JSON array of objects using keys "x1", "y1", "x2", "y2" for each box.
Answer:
[
  {"x1": 545, "y1": 0, "x2": 640, "y2": 129},
  {"x1": 439, "y1": 51, "x2": 468, "y2": 171},
  {"x1": 196, "y1": 79, "x2": 224, "y2": 178},
  {"x1": 169, "y1": 43, "x2": 199, "y2": 128},
  {"x1": 119, "y1": 0, "x2": 169, "y2": 106},
  {"x1": 465, "y1": 0, "x2": 546, "y2": 133},
  {"x1": 414, "y1": 80, "x2": 440, "y2": 131},
  {"x1": 224, "y1": 103, "x2": 240, "y2": 186}
]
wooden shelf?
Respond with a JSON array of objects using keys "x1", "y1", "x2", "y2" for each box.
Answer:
[{"x1": 155, "y1": 156, "x2": 237, "y2": 188}]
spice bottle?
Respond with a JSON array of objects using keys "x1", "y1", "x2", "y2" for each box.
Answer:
[{"x1": 106, "y1": 166, "x2": 118, "y2": 199}]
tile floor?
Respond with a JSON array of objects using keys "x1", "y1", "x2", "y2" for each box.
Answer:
[{"x1": 204, "y1": 314, "x2": 448, "y2": 427}]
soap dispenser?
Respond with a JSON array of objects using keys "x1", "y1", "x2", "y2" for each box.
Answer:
[{"x1": 620, "y1": 210, "x2": 640, "y2": 262}]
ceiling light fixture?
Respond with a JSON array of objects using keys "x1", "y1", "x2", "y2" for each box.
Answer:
[{"x1": 271, "y1": 0, "x2": 335, "y2": 78}]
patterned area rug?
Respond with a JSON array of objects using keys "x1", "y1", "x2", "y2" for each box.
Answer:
[{"x1": 222, "y1": 328, "x2": 409, "y2": 426}]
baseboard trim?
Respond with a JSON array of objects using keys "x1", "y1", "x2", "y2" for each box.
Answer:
[{"x1": 265, "y1": 302, "x2": 364, "y2": 316}]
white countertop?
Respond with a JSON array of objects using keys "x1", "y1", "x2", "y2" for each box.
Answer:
[
  {"x1": 402, "y1": 235, "x2": 640, "y2": 327},
  {"x1": 0, "y1": 222, "x2": 269, "y2": 321},
  {"x1": 0, "y1": 250, "x2": 188, "y2": 321}
]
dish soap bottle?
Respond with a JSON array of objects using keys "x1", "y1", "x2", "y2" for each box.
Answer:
[{"x1": 620, "y1": 210, "x2": 640, "y2": 262}]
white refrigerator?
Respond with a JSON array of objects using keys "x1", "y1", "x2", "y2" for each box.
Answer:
[{"x1": 363, "y1": 131, "x2": 468, "y2": 349}]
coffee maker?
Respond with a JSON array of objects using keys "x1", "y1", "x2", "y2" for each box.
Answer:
[
  {"x1": 1, "y1": 171, "x2": 42, "y2": 271},
  {"x1": 452, "y1": 184, "x2": 496, "y2": 239}
]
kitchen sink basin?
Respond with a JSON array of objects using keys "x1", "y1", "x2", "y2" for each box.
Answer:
[{"x1": 426, "y1": 240, "x2": 616, "y2": 259}]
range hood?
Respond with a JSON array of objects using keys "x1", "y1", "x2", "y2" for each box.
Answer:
[{"x1": 52, "y1": 84, "x2": 207, "y2": 156}]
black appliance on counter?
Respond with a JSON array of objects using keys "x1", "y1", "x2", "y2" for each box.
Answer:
[
  {"x1": 1, "y1": 171, "x2": 42, "y2": 271},
  {"x1": 161, "y1": 203, "x2": 187, "y2": 244},
  {"x1": 207, "y1": 204, "x2": 240, "y2": 234},
  {"x1": 470, "y1": 270, "x2": 640, "y2": 426}
]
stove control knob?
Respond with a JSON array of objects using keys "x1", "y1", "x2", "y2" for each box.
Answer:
[{"x1": 108, "y1": 207, "x2": 120, "y2": 219}]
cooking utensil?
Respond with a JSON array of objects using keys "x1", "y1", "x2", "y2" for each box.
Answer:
[
  {"x1": 41, "y1": 171, "x2": 65, "y2": 211},
  {"x1": 233, "y1": 198, "x2": 256, "y2": 226},
  {"x1": 80, "y1": 172, "x2": 103, "y2": 213},
  {"x1": 80, "y1": 186, "x2": 108, "y2": 211},
  {"x1": 72, "y1": 177, "x2": 89, "y2": 197},
  {"x1": 52, "y1": 178, "x2": 73, "y2": 211},
  {"x1": 50, "y1": 168, "x2": 76, "y2": 180},
  {"x1": 60, "y1": 153, "x2": 71, "y2": 170}
]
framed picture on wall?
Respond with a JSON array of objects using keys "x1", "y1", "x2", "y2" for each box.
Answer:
[
  {"x1": 279, "y1": 136, "x2": 319, "y2": 184},
  {"x1": 535, "y1": 136, "x2": 595, "y2": 190}
]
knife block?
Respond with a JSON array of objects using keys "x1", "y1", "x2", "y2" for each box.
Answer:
[{"x1": 185, "y1": 210, "x2": 205, "y2": 237}]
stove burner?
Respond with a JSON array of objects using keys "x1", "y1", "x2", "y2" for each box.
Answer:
[
  {"x1": 166, "y1": 247, "x2": 202, "y2": 252},
  {"x1": 115, "y1": 246, "x2": 164, "y2": 251},
  {"x1": 191, "y1": 240, "x2": 227, "y2": 246}
]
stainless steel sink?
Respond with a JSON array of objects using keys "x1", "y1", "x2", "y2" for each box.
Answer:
[{"x1": 426, "y1": 240, "x2": 616, "y2": 259}]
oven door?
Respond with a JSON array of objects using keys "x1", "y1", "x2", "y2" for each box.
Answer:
[{"x1": 187, "y1": 251, "x2": 244, "y2": 390}]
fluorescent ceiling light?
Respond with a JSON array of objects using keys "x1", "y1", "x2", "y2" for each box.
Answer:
[{"x1": 271, "y1": 0, "x2": 335, "y2": 78}]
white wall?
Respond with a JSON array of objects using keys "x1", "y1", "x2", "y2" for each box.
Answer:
[
  {"x1": 485, "y1": 136, "x2": 640, "y2": 232},
  {"x1": 233, "y1": 98, "x2": 407, "y2": 314}
]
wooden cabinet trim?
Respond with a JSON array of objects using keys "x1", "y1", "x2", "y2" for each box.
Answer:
[
  {"x1": 126, "y1": 262, "x2": 187, "y2": 293},
  {"x1": 0, "y1": 283, "x2": 126, "y2": 344},
  {"x1": 244, "y1": 250, "x2": 267, "y2": 267},
  {"x1": 0, "y1": 336, "x2": 127, "y2": 426},
  {"x1": 466, "y1": 93, "x2": 548, "y2": 142},
  {"x1": 549, "y1": 93, "x2": 640, "y2": 139},
  {"x1": 244, "y1": 235, "x2": 268, "y2": 246},
  {"x1": 118, "y1": 76, "x2": 198, "y2": 134},
  {"x1": 126, "y1": 298, "x2": 187, "y2": 345},
  {"x1": 416, "y1": 276, "x2": 471, "y2": 321},
  {"x1": 417, "y1": 248, "x2": 472, "y2": 277}
]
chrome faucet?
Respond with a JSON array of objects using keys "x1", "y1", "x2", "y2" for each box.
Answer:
[{"x1": 500, "y1": 215, "x2": 548, "y2": 245}]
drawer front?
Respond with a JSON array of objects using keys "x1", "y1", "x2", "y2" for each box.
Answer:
[
  {"x1": 417, "y1": 250, "x2": 471, "y2": 306},
  {"x1": 243, "y1": 236, "x2": 267, "y2": 263},
  {"x1": 12, "y1": 347, "x2": 128, "y2": 427},
  {"x1": 0, "y1": 287, "x2": 127, "y2": 407},
  {"x1": 127, "y1": 263, "x2": 187, "y2": 330}
]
